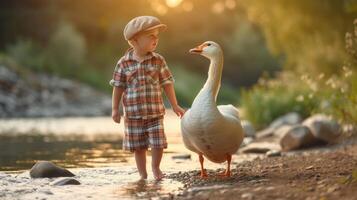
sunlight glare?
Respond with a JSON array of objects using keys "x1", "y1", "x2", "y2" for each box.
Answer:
[{"x1": 166, "y1": 0, "x2": 183, "y2": 8}]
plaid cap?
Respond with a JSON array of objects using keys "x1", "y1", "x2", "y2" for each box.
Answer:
[{"x1": 123, "y1": 16, "x2": 167, "y2": 40}]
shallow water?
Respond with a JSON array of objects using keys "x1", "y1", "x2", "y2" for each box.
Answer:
[{"x1": 0, "y1": 110, "x2": 256, "y2": 199}]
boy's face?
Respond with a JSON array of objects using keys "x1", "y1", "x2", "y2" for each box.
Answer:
[{"x1": 133, "y1": 29, "x2": 159, "y2": 53}]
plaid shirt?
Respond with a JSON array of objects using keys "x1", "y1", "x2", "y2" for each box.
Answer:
[{"x1": 109, "y1": 48, "x2": 175, "y2": 119}]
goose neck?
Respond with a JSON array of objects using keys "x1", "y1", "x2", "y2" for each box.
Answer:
[{"x1": 203, "y1": 54, "x2": 223, "y2": 101}]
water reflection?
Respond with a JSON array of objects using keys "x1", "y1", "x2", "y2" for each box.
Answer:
[
  {"x1": 0, "y1": 133, "x2": 131, "y2": 171},
  {"x1": 116, "y1": 178, "x2": 182, "y2": 199}
]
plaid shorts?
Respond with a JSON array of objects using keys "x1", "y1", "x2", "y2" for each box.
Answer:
[{"x1": 123, "y1": 116, "x2": 168, "y2": 152}]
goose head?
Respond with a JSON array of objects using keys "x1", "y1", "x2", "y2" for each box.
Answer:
[{"x1": 189, "y1": 41, "x2": 222, "y2": 60}]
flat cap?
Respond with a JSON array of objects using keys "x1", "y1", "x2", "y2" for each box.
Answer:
[{"x1": 123, "y1": 16, "x2": 167, "y2": 40}]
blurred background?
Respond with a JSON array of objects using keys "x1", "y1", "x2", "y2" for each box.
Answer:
[{"x1": 0, "y1": 0, "x2": 357, "y2": 171}]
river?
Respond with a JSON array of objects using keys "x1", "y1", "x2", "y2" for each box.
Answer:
[{"x1": 0, "y1": 110, "x2": 255, "y2": 199}]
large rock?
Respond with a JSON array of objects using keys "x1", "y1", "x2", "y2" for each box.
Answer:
[
  {"x1": 240, "y1": 142, "x2": 280, "y2": 154},
  {"x1": 270, "y1": 112, "x2": 302, "y2": 129},
  {"x1": 255, "y1": 127, "x2": 275, "y2": 139},
  {"x1": 30, "y1": 161, "x2": 75, "y2": 178},
  {"x1": 279, "y1": 125, "x2": 320, "y2": 151},
  {"x1": 274, "y1": 125, "x2": 293, "y2": 138},
  {"x1": 302, "y1": 114, "x2": 341, "y2": 143},
  {"x1": 241, "y1": 137, "x2": 254, "y2": 148},
  {"x1": 256, "y1": 113, "x2": 302, "y2": 139},
  {"x1": 241, "y1": 120, "x2": 256, "y2": 137}
]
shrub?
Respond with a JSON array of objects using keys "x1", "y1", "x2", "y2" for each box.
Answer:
[
  {"x1": 45, "y1": 20, "x2": 86, "y2": 77},
  {"x1": 5, "y1": 39, "x2": 45, "y2": 71},
  {"x1": 240, "y1": 72, "x2": 319, "y2": 129}
]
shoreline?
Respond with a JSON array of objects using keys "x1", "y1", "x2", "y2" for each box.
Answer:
[
  {"x1": 1, "y1": 141, "x2": 357, "y2": 199},
  {"x1": 162, "y1": 141, "x2": 357, "y2": 200}
]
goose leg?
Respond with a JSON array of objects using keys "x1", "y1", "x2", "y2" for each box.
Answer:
[
  {"x1": 217, "y1": 154, "x2": 232, "y2": 177},
  {"x1": 199, "y1": 154, "x2": 208, "y2": 178},
  {"x1": 225, "y1": 154, "x2": 232, "y2": 177}
]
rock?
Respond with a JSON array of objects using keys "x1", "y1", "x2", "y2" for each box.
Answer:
[
  {"x1": 0, "y1": 64, "x2": 111, "y2": 118},
  {"x1": 241, "y1": 137, "x2": 254, "y2": 148},
  {"x1": 0, "y1": 65, "x2": 18, "y2": 87},
  {"x1": 270, "y1": 112, "x2": 302, "y2": 130},
  {"x1": 279, "y1": 125, "x2": 320, "y2": 151},
  {"x1": 305, "y1": 165, "x2": 314, "y2": 170},
  {"x1": 0, "y1": 172, "x2": 10, "y2": 178},
  {"x1": 327, "y1": 185, "x2": 340, "y2": 193},
  {"x1": 274, "y1": 125, "x2": 293, "y2": 137},
  {"x1": 241, "y1": 120, "x2": 256, "y2": 137},
  {"x1": 266, "y1": 150, "x2": 281, "y2": 157},
  {"x1": 30, "y1": 161, "x2": 75, "y2": 178},
  {"x1": 172, "y1": 154, "x2": 191, "y2": 160},
  {"x1": 241, "y1": 192, "x2": 254, "y2": 200},
  {"x1": 240, "y1": 142, "x2": 280, "y2": 154},
  {"x1": 51, "y1": 178, "x2": 81, "y2": 186},
  {"x1": 256, "y1": 113, "x2": 302, "y2": 139},
  {"x1": 303, "y1": 114, "x2": 341, "y2": 143},
  {"x1": 255, "y1": 127, "x2": 275, "y2": 139}
]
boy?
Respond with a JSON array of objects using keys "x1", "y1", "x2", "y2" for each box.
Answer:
[{"x1": 109, "y1": 16, "x2": 185, "y2": 180}]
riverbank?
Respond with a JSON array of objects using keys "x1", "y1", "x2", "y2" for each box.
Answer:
[
  {"x1": 164, "y1": 140, "x2": 357, "y2": 200},
  {"x1": 0, "y1": 64, "x2": 111, "y2": 118}
]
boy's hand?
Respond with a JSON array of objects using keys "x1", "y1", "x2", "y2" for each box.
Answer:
[
  {"x1": 112, "y1": 109, "x2": 121, "y2": 123},
  {"x1": 172, "y1": 105, "x2": 186, "y2": 119}
]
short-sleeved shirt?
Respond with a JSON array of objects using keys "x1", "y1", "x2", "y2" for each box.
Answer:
[{"x1": 109, "y1": 48, "x2": 175, "y2": 119}]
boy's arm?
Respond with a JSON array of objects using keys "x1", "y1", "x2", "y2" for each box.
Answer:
[
  {"x1": 163, "y1": 83, "x2": 185, "y2": 118},
  {"x1": 112, "y1": 86, "x2": 125, "y2": 123}
]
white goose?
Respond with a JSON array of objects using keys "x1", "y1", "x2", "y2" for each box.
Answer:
[{"x1": 181, "y1": 41, "x2": 244, "y2": 178}]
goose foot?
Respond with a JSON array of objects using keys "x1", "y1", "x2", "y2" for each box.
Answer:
[
  {"x1": 200, "y1": 169, "x2": 208, "y2": 178},
  {"x1": 216, "y1": 154, "x2": 232, "y2": 178},
  {"x1": 216, "y1": 169, "x2": 231, "y2": 177}
]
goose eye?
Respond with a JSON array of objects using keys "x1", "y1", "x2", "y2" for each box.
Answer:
[{"x1": 207, "y1": 43, "x2": 211, "y2": 46}]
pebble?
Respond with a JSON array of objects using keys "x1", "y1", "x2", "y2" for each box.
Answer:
[
  {"x1": 50, "y1": 178, "x2": 80, "y2": 186},
  {"x1": 266, "y1": 186, "x2": 275, "y2": 191},
  {"x1": 241, "y1": 192, "x2": 254, "y2": 200},
  {"x1": 305, "y1": 165, "x2": 314, "y2": 170},
  {"x1": 253, "y1": 187, "x2": 263, "y2": 192},
  {"x1": 266, "y1": 150, "x2": 282, "y2": 157},
  {"x1": 172, "y1": 154, "x2": 191, "y2": 160},
  {"x1": 327, "y1": 185, "x2": 340, "y2": 193}
]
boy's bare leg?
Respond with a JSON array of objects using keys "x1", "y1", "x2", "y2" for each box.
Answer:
[
  {"x1": 151, "y1": 148, "x2": 164, "y2": 180},
  {"x1": 134, "y1": 149, "x2": 148, "y2": 180}
]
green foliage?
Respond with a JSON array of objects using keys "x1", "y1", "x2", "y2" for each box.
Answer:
[
  {"x1": 241, "y1": 66, "x2": 357, "y2": 129},
  {"x1": 293, "y1": 20, "x2": 357, "y2": 125},
  {"x1": 311, "y1": 71, "x2": 357, "y2": 125},
  {"x1": 46, "y1": 21, "x2": 86, "y2": 77},
  {"x1": 240, "y1": 0, "x2": 354, "y2": 74},
  {"x1": 241, "y1": 72, "x2": 319, "y2": 129},
  {"x1": 3, "y1": 20, "x2": 108, "y2": 92},
  {"x1": 223, "y1": 20, "x2": 281, "y2": 86},
  {"x1": 5, "y1": 39, "x2": 45, "y2": 71},
  {"x1": 171, "y1": 65, "x2": 204, "y2": 107},
  {"x1": 171, "y1": 64, "x2": 240, "y2": 107}
]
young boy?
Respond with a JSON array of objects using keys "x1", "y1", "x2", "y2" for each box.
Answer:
[{"x1": 109, "y1": 16, "x2": 185, "y2": 181}]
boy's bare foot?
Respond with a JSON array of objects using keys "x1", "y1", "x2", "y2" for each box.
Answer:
[
  {"x1": 152, "y1": 168, "x2": 165, "y2": 181},
  {"x1": 140, "y1": 173, "x2": 148, "y2": 180}
]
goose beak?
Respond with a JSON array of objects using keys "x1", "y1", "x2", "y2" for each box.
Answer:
[{"x1": 189, "y1": 44, "x2": 205, "y2": 54}]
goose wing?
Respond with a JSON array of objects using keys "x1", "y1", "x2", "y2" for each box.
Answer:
[{"x1": 217, "y1": 104, "x2": 240, "y2": 121}]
